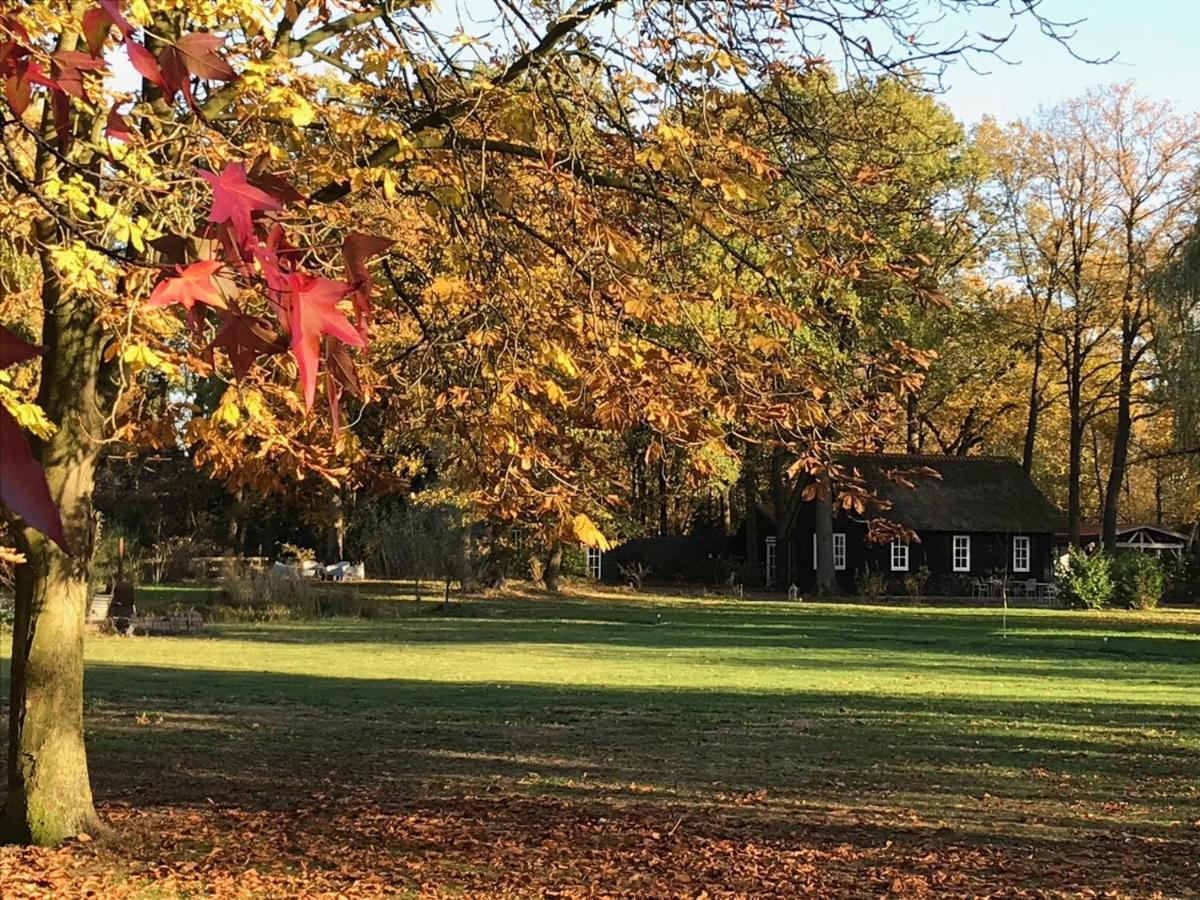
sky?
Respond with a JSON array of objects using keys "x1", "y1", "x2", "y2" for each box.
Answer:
[{"x1": 932, "y1": 0, "x2": 1200, "y2": 125}]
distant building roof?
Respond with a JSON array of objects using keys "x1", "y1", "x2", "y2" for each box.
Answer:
[
  {"x1": 782, "y1": 454, "x2": 1066, "y2": 536},
  {"x1": 1074, "y1": 523, "x2": 1189, "y2": 545}
]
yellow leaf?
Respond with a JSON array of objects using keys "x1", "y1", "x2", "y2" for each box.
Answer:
[
  {"x1": 122, "y1": 344, "x2": 176, "y2": 376},
  {"x1": 549, "y1": 345, "x2": 578, "y2": 378},
  {"x1": 571, "y1": 513, "x2": 610, "y2": 551},
  {"x1": 289, "y1": 97, "x2": 314, "y2": 127},
  {"x1": 213, "y1": 401, "x2": 241, "y2": 428}
]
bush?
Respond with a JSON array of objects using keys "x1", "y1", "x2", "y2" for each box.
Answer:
[
  {"x1": 1056, "y1": 549, "x2": 1113, "y2": 610},
  {"x1": 1163, "y1": 542, "x2": 1200, "y2": 605},
  {"x1": 903, "y1": 566, "x2": 931, "y2": 601},
  {"x1": 855, "y1": 566, "x2": 886, "y2": 601},
  {"x1": 1112, "y1": 553, "x2": 1164, "y2": 610}
]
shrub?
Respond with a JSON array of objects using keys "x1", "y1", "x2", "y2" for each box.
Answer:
[
  {"x1": 1112, "y1": 553, "x2": 1164, "y2": 610},
  {"x1": 1056, "y1": 549, "x2": 1113, "y2": 610},
  {"x1": 903, "y1": 566, "x2": 931, "y2": 601},
  {"x1": 855, "y1": 566, "x2": 886, "y2": 601},
  {"x1": 219, "y1": 570, "x2": 318, "y2": 618},
  {"x1": 1163, "y1": 543, "x2": 1200, "y2": 605}
]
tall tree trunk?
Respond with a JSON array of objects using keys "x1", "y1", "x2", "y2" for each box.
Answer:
[
  {"x1": 543, "y1": 541, "x2": 564, "y2": 593},
  {"x1": 1022, "y1": 330, "x2": 1043, "y2": 473},
  {"x1": 4, "y1": 249, "x2": 106, "y2": 845},
  {"x1": 1101, "y1": 349, "x2": 1135, "y2": 553},
  {"x1": 1067, "y1": 410, "x2": 1084, "y2": 547},
  {"x1": 769, "y1": 447, "x2": 787, "y2": 526},
  {"x1": 1154, "y1": 461, "x2": 1164, "y2": 526},
  {"x1": 814, "y1": 467, "x2": 836, "y2": 598},
  {"x1": 742, "y1": 457, "x2": 759, "y2": 586},
  {"x1": 656, "y1": 456, "x2": 669, "y2": 537}
]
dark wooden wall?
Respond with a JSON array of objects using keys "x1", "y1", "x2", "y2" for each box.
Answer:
[{"x1": 781, "y1": 502, "x2": 1055, "y2": 594}]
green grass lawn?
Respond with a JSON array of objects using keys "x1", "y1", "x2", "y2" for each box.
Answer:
[{"x1": 2, "y1": 588, "x2": 1199, "y2": 896}]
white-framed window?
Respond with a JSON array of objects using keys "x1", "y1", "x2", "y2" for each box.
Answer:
[
  {"x1": 1012, "y1": 535, "x2": 1030, "y2": 573},
  {"x1": 765, "y1": 537, "x2": 777, "y2": 585},
  {"x1": 812, "y1": 532, "x2": 847, "y2": 571},
  {"x1": 890, "y1": 539, "x2": 909, "y2": 572},
  {"x1": 953, "y1": 535, "x2": 971, "y2": 572},
  {"x1": 586, "y1": 546, "x2": 603, "y2": 579}
]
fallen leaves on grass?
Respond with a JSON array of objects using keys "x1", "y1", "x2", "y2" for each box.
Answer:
[{"x1": 1, "y1": 793, "x2": 1196, "y2": 898}]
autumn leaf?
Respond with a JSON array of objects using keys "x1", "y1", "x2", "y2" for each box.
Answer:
[
  {"x1": 147, "y1": 260, "x2": 227, "y2": 311},
  {"x1": 0, "y1": 324, "x2": 41, "y2": 368},
  {"x1": 0, "y1": 326, "x2": 67, "y2": 552},
  {"x1": 209, "y1": 314, "x2": 285, "y2": 379},
  {"x1": 570, "y1": 513, "x2": 610, "y2": 551},
  {"x1": 125, "y1": 40, "x2": 164, "y2": 88},
  {"x1": 104, "y1": 105, "x2": 133, "y2": 141},
  {"x1": 198, "y1": 163, "x2": 283, "y2": 245},
  {"x1": 159, "y1": 32, "x2": 236, "y2": 107},
  {"x1": 82, "y1": 0, "x2": 135, "y2": 56},
  {"x1": 49, "y1": 50, "x2": 104, "y2": 103},
  {"x1": 0, "y1": 407, "x2": 68, "y2": 552},
  {"x1": 284, "y1": 274, "x2": 365, "y2": 410},
  {"x1": 342, "y1": 232, "x2": 393, "y2": 337}
]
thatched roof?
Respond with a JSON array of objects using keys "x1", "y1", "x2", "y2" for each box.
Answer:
[{"x1": 784, "y1": 454, "x2": 1066, "y2": 536}]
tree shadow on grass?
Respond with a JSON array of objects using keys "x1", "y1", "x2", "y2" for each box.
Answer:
[
  {"x1": 3, "y1": 661, "x2": 1198, "y2": 894},
  {"x1": 197, "y1": 602, "x2": 1200, "y2": 681}
]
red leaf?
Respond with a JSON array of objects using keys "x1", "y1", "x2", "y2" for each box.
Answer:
[
  {"x1": 100, "y1": 0, "x2": 134, "y2": 38},
  {"x1": 0, "y1": 406, "x2": 68, "y2": 552},
  {"x1": 342, "y1": 232, "x2": 392, "y2": 338},
  {"x1": 104, "y1": 105, "x2": 134, "y2": 141},
  {"x1": 5, "y1": 60, "x2": 58, "y2": 118},
  {"x1": 249, "y1": 171, "x2": 305, "y2": 206},
  {"x1": 4, "y1": 70, "x2": 30, "y2": 116},
  {"x1": 125, "y1": 40, "x2": 163, "y2": 87},
  {"x1": 147, "y1": 260, "x2": 227, "y2": 311},
  {"x1": 198, "y1": 163, "x2": 283, "y2": 245},
  {"x1": 0, "y1": 324, "x2": 41, "y2": 368},
  {"x1": 51, "y1": 89, "x2": 71, "y2": 151},
  {"x1": 149, "y1": 233, "x2": 192, "y2": 265},
  {"x1": 81, "y1": 7, "x2": 112, "y2": 57},
  {"x1": 285, "y1": 273, "x2": 363, "y2": 410},
  {"x1": 209, "y1": 313, "x2": 284, "y2": 379},
  {"x1": 342, "y1": 232, "x2": 393, "y2": 286},
  {"x1": 50, "y1": 49, "x2": 104, "y2": 100},
  {"x1": 159, "y1": 32, "x2": 235, "y2": 105}
]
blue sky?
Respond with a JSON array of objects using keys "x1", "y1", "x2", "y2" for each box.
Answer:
[{"x1": 933, "y1": 0, "x2": 1200, "y2": 124}]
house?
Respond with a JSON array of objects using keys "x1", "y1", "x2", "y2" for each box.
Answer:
[
  {"x1": 1070, "y1": 524, "x2": 1190, "y2": 560},
  {"x1": 775, "y1": 455, "x2": 1067, "y2": 594}
]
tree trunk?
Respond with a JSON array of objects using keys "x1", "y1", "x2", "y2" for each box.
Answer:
[
  {"x1": 1154, "y1": 461, "x2": 1164, "y2": 526},
  {"x1": 1101, "y1": 352, "x2": 1134, "y2": 553},
  {"x1": 815, "y1": 468, "x2": 836, "y2": 598},
  {"x1": 543, "y1": 542, "x2": 564, "y2": 593},
  {"x1": 770, "y1": 447, "x2": 787, "y2": 525},
  {"x1": 1103, "y1": 236, "x2": 1141, "y2": 552},
  {"x1": 742, "y1": 458, "x2": 759, "y2": 587},
  {"x1": 4, "y1": 254, "x2": 106, "y2": 845},
  {"x1": 1021, "y1": 331, "x2": 1043, "y2": 473},
  {"x1": 656, "y1": 456, "x2": 669, "y2": 537}
]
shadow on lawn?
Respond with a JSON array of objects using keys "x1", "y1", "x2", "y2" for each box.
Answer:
[
  {"x1": 2, "y1": 657, "x2": 1198, "y2": 895},
  {"x1": 45, "y1": 663, "x2": 1200, "y2": 822},
  {"x1": 198, "y1": 600, "x2": 1200, "y2": 671}
]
